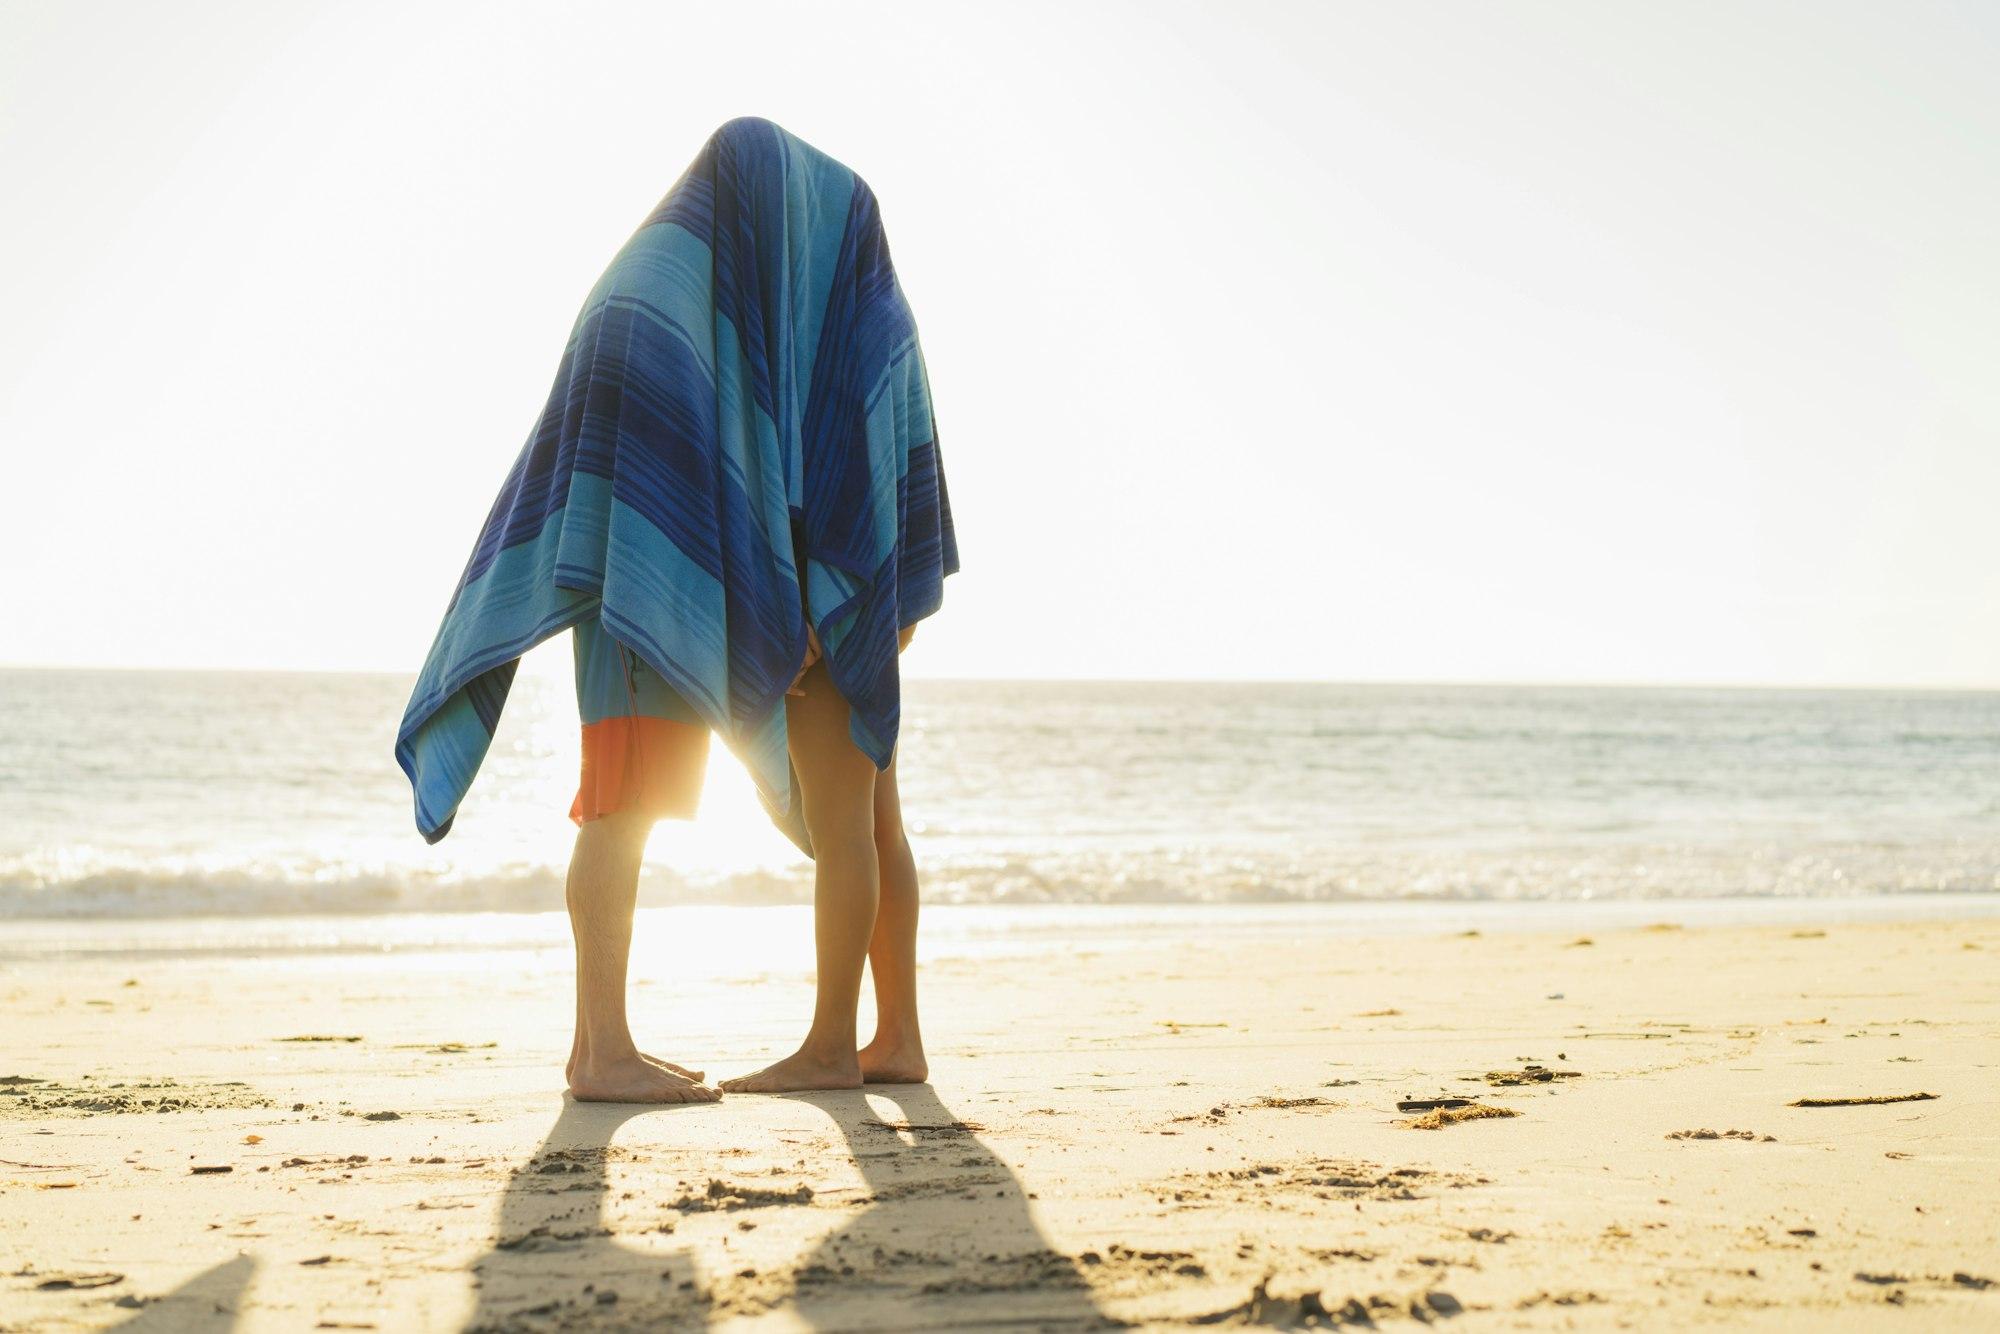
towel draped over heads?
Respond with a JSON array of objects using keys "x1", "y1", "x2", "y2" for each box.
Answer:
[{"x1": 394, "y1": 116, "x2": 959, "y2": 854}]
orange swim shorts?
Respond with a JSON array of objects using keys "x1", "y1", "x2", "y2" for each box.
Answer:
[
  {"x1": 569, "y1": 615, "x2": 710, "y2": 826},
  {"x1": 569, "y1": 615, "x2": 918, "y2": 827}
]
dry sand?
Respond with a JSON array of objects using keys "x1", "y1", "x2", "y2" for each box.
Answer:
[{"x1": 2, "y1": 913, "x2": 1996, "y2": 1331}]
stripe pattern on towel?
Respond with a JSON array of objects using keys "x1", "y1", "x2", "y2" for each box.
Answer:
[{"x1": 394, "y1": 116, "x2": 958, "y2": 853}]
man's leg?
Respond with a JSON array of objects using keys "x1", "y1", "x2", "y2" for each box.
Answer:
[
  {"x1": 858, "y1": 751, "x2": 927, "y2": 1083},
  {"x1": 720, "y1": 658, "x2": 881, "y2": 1092},
  {"x1": 563, "y1": 808, "x2": 719, "y2": 1103}
]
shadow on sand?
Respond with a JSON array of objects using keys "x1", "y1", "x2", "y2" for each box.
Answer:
[
  {"x1": 109, "y1": 1255, "x2": 257, "y2": 1332},
  {"x1": 464, "y1": 1083, "x2": 1112, "y2": 1331}
]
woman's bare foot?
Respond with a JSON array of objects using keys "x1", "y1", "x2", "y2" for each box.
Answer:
[
  {"x1": 568, "y1": 1051, "x2": 720, "y2": 1104},
  {"x1": 720, "y1": 1046, "x2": 863, "y2": 1093},
  {"x1": 857, "y1": 1034, "x2": 928, "y2": 1084}
]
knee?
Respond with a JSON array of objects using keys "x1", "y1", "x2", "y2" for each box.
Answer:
[
  {"x1": 577, "y1": 808, "x2": 653, "y2": 854},
  {"x1": 804, "y1": 803, "x2": 875, "y2": 863},
  {"x1": 599, "y1": 807, "x2": 655, "y2": 836},
  {"x1": 812, "y1": 831, "x2": 879, "y2": 880},
  {"x1": 872, "y1": 816, "x2": 909, "y2": 857}
]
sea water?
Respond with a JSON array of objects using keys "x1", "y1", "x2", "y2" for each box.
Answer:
[{"x1": 3, "y1": 667, "x2": 1998, "y2": 932}]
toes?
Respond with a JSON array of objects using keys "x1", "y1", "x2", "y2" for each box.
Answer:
[
  {"x1": 638, "y1": 1054, "x2": 704, "y2": 1081},
  {"x1": 665, "y1": 1075, "x2": 719, "y2": 1103},
  {"x1": 569, "y1": 1067, "x2": 722, "y2": 1104}
]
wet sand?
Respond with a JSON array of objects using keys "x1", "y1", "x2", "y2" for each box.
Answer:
[{"x1": 3, "y1": 913, "x2": 1996, "y2": 1330}]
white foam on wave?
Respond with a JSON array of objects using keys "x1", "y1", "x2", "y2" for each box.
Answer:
[{"x1": 4, "y1": 841, "x2": 1996, "y2": 919}]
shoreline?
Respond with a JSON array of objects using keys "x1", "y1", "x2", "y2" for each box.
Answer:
[{"x1": 4, "y1": 891, "x2": 1998, "y2": 966}]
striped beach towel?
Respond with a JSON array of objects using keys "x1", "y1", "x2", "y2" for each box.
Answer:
[{"x1": 394, "y1": 116, "x2": 959, "y2": 850}]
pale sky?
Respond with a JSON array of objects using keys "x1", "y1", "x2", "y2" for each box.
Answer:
[{"x1": 3, "y1": 0, "x2": 1996, "y2": 687}]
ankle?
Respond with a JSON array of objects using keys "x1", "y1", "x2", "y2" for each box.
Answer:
[
  {"x1": 867, "y1": 1019, "x2": 922, "y2": 1049},
  {"x1": 798, "y1": 1032, "x2": 861, "y2": 1065},
  {"x1": 572, "y1": 1031, "x2": 638, "y2": 1065}
]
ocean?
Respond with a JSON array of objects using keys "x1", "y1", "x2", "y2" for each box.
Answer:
[{"x1": 4, "y1": 666, "x2": 1998, "y2": 936}]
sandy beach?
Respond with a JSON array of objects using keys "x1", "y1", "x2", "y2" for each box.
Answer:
[
  {"x1": 9, "y1": 0, "x2": 2000, "y2": 1328},
  {"x1": 3, "y1": 910, "x2": 1996, "y2": 1331}
]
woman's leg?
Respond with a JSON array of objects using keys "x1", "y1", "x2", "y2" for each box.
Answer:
[
  {"x1": 858, "y1": 752, "x2": 928, "y2": 1083},
  {"x1": 563, "y1": 808, "x2": 720, "y2": 1103},
  {"x1": 720, "y1": 658, "x2": 882, "y2": 1092}
]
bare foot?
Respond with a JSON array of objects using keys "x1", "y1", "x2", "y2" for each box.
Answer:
[
  {"x1": 720, "y1": 1047, "x2": 863, "y2": 1093},
  {"x1": 641, "y1": 1051, "x2": 705, "y2": 1082},
  {"x1": 569, "y1": 1053, "x2": 720, "y2": 1104},
  {"x1": 566, "y1": 1046, "x2": 703, "y2": 1085},
  {"x1": 857, "y1": 1035, "x2": 928, "y2": 1085}
]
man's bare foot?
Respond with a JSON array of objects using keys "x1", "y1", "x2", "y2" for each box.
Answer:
[
  {"x1": 568, "y1": 1053, "x2": 720, "y2": 1104},
  {"x1": 719, "y1": 1047, "x2": 863, "y2": 1093},
  {"x1": 566, "y1": 1046, "x2": 703, "y2": 1085},
  {"x1": 857, "y1": 1035, "x2": 928, "y2": 1084}
]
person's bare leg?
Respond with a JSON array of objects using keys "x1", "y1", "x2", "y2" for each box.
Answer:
[
  {"x1": 563, "y1": 808, "x2": 719, "y2": 1103},
  {"x1": 720, "y1": 660, "x2": 879, "y2": 1092},
  {"x1": 858, "y1": 751, "x2": 927, "y2": 1083},
  {"x1": 564, "y1": 858, "x2": 706, "y2": 1088}
]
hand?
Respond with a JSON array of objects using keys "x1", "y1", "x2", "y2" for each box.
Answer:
[
  {"x1": 784, "y1": 624, "x2": 823, "y2": 697},
  {"x1": 785, "y1": 622, "x2": 915, "y2": 697}
]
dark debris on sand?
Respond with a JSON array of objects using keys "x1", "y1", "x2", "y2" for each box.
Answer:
[
  {"x1": 858, "y1": 1118, "x2": 985, "y2": 1139},
  {"x1": 492, "y1": 1224, "x2": 615, "y2": 1253},
  {"x1": 32, "y1": 1272, "x2": 125, "y2": 1291},
  {"x1": 1854, "y1": 1270, "x2": 1996, "y2": 1292},
  {"x1": 1173, "y1": 1096, "x2": 1340, "y2": 1124},
  {"x1": 664, "y1": 1179, "x2": 815, "y2": 1212},
  {"x1": 0, "y1": 1076, "x2": 273, "y2": 1117},
  {"x1": 1483, "y1": 1064, "x2": 1581, "y2": 1087},
  {"x1": 1163, "y1": 1158, "x2": 1489, "y2": 1209},
  {"x1": 1402, "y1": 1103, "x2": 1520, "y2": 1130},
  {"x1": 1194, "y1": 1277, "x2": 1466, "y2": 1327}
]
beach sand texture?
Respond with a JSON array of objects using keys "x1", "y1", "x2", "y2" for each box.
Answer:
[{"x1": 3, "y1": 916, "x2": 1996, "y2": 1331}]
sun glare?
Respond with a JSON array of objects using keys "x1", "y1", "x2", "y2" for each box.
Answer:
[{"x1": 523, "y1": 633, "x2": 811, "y2": 877}]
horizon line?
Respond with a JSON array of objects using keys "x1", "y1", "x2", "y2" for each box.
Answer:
[{"x1": 2, "y1": 661, "x2": 1995, "y2": 696}]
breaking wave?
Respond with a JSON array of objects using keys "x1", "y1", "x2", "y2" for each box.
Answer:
[{"x1": 4, "y1": 842, "x2": 1995, "y2": 920}]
